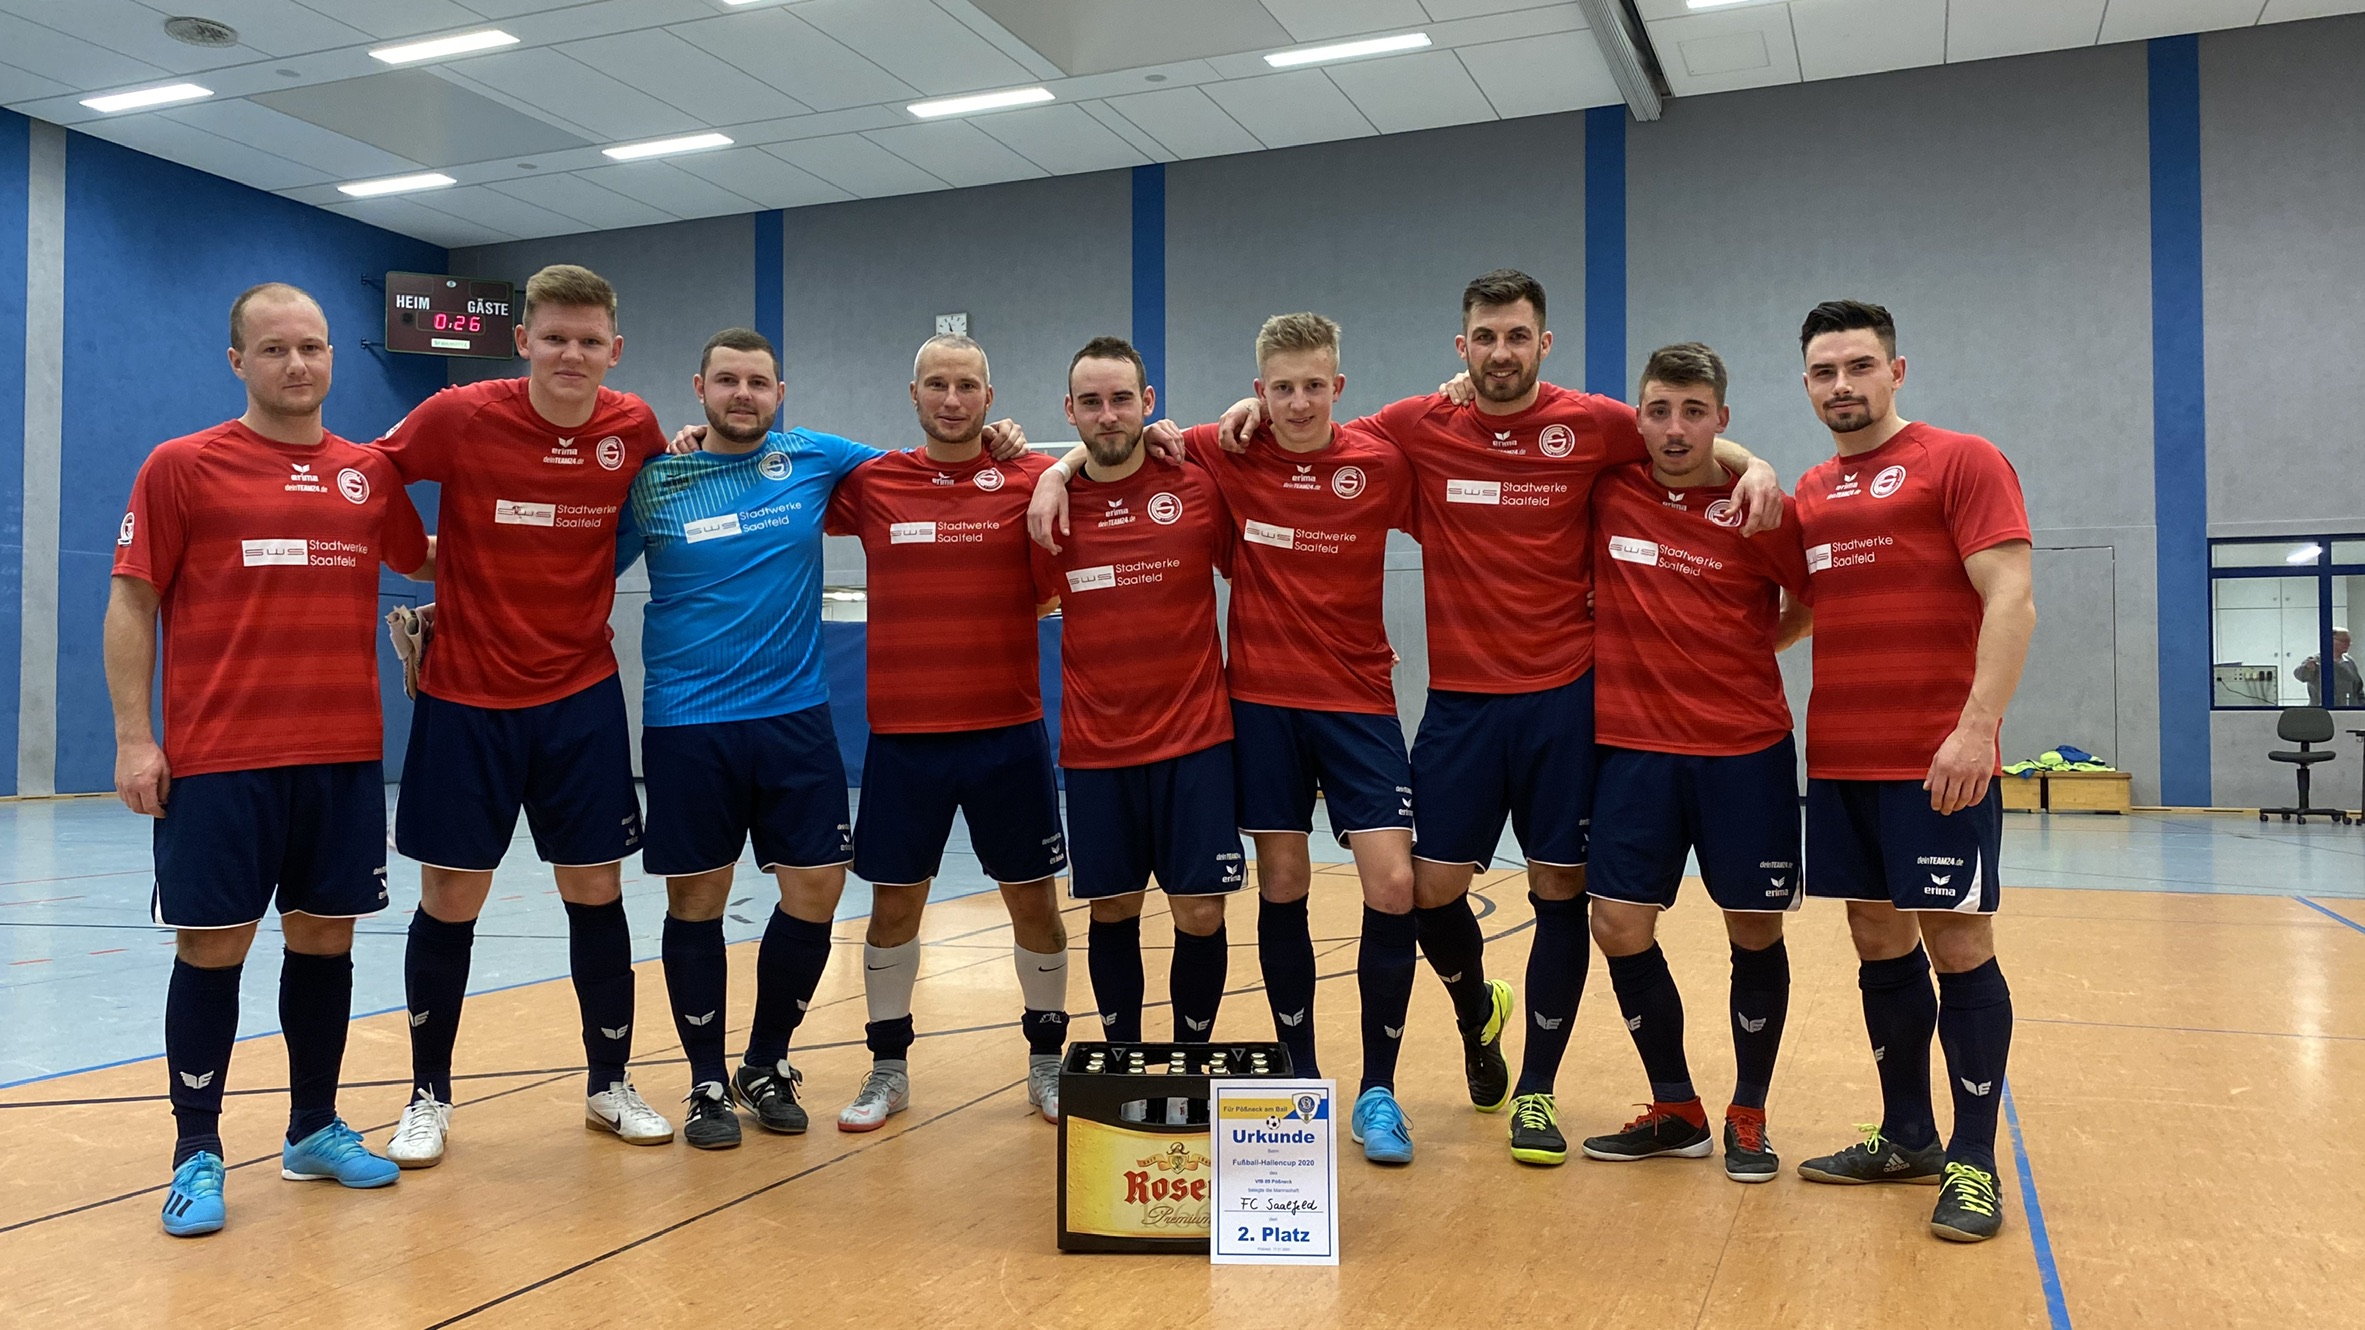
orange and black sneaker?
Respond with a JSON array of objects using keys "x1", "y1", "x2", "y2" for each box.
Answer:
[
  {"x1": 1723, "y1": 1106, "x2": 1778, "y2": 1183},
  {"x1": 1580, "y1": 1099, "x2": 1712, "y2": 1162}
]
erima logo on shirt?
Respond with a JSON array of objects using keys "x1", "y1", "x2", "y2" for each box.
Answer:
[
  {"x1": 1066, "y1": 565, "x2": 1117, "y2": 593},
  {"x1": 1871, "y1": 464, "x2": 1907, "y2": 498},
  {"x1": 1245, "y1": 520, "x2": 1296, "y2": 550},
  {"x1": 241, "y1": 538, "x2": 309, "y2": 566},
  {"x1": 1608, "y1": 535, "x2": 1658, "y2": 566},
  {"x1": 496, "y1": 500, "x2": 557, "y2": 527},
  {"x1": 1446, "y1": 479, "x2": 1500, "y2": 505},
  {"x1": 685, "y1": 513, "x2": 743, "y2": 543},
  {"x1": 1489, "y1": 430, "x2": 1516, "y2": 450},
  {"x1": 891, "y1": 521, "x2": 937, "y2": 545},
  {"x1": 1539, "y1": 423, "x2": 1575, "y2": 458},
  {"x1": 1830, "y1": 472, "x2": 1862, "y2": 499},
  {"x1": 286, "y1": 462, "x2": 326, "y2": 493}
]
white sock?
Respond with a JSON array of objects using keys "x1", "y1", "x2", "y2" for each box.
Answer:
[
  {"x1": 862, "y1": 940, "x2": 921, "y2": 1024},
  {"x1": 1015, "y1": 944, "x2": 1068, "y2": 1013}
]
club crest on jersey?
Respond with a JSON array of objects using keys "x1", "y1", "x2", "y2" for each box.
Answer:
[
  {"x1": 1871, "y1": 464, "x2": 1907, "y2": 498},
  {"x1": 974, "y1": 467, "x2": 1005, "y2": 492},
  {"x1": 1705, "y1": 498, "x2": 1742, "y2": 528},
  {"x1": 1331, "y1": 465, "x2": 1366, "y2": 500},
  {"x1": 1146, "y1": 492, "x2": 1182, "y2": 525},
  {"x1": 117, "y1": 513, "x2": 135, "y2": 546},
  {"x1": 596, "y1": 436, "x2": 625, "y2": 470},
  {"x1": 1539, "y1": 423, "x2": 1575, "y2": 458},
  {"x1": 759, "y1": 451, "x2": 791, "y2": 482},
  {"x1": 337, "y1": 467, "x2": 370, "y2": 504}
]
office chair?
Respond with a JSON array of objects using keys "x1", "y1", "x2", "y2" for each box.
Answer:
[{"x1": 2262, "y1": 707, "x2": 2349, "y2": 825}]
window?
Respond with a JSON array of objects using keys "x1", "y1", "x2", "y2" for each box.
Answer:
[{"x1": 2210, "y1": 536, "x2": 2364, "y2": 709}]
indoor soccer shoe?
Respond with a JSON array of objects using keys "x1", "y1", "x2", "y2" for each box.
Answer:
[
  {"x1": 838, "y1": 1062, "x2": 910, "y2": 1133},
  {"x1": 1582, "y1": 1102, "x2": 1713, "y2": 1162},
  {"x1": 1797, "y1": 1125, "x2": 1946, "y2": 1185},
  {"x1": 1027, "y1": 1054, "x2": 1061, "y2": 1124},
  {"x1": 586, "y1": 1077, "x2": 675, "y2": 1145},
  {"x1": 1351, "y1": 1087, "x2": 1414, "y2": 1165},
  {"x1": 683, "y1": 1082, "x2": 742, "y2": 1151},
  {"x1": 1464, "y1": 978, "x2": 1515, "y2": 1113},
  {"x1": 1930, "y1": 1161, "x2": 2006, "y2": 1242},
  {"x1": 387, "y1": 1088, "x2": 451, "y2": 1169},
  {"x1": 1507, "y1": 1092, "x2": 1567, "y2": 1166},
  {"x1": 160, "y1": 1152, "x2": 226, "y2": 1238},
  {"x1": 1723, "y1": 1108, "x2": 1779, "y2": 1183},
  {"x1": 281, "y1": 1119, "x2": 399, "y2": 1188},
  {"x1": 733, "y1": 1060, "x2": 809, "y2": 1134}
]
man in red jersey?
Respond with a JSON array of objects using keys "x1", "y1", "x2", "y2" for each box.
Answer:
[
  {"x1": 108, "y1": 284, "x2": 430, "y2": 1236},
  {"x1": 1030, "y1": 313, "x2": 1426, "y2": 1165},
  {"x1": 1567, "y1": 344, "x2": 1811, "y2": 1181},
  {"x1": 1032, "y1": 337, "x2": 1244, "y2": 1060},
  {"x1": 823, "y1": 334, "x2": 1072, "y2": 1131},
  {"x1": 372, "y1": 265, "x2": 673, "y2": 1166},
  {"x1": 1219, "y1": 271, "x2": 1780, "y2": 1166},
  {"x1": 1785, "y1": 301, "x2": 2034, "y2": 1246}
]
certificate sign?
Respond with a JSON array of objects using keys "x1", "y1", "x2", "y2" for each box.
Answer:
[{"x1": 1209, "y1": 1079, "x2": 1339, "y2": 1265}]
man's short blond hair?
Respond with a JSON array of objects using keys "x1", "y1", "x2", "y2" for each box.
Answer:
[
  {"x1": 1254, "y1": 312, "x2": 1341, "y2": 371},
  {"x1": 523, "y1": 264, "x2": 617, "y2": 327},
  {"x1": 229, "y1": 282, "x2": 323, "y2": 351}
]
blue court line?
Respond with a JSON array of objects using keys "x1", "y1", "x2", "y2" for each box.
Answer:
[
  {"x1": 2003, "y1": 1079, "x2": 2073, "y2": 1330},
  {"x1": 2296, "y1": 896, "x2": 2365, "y2": 935}
]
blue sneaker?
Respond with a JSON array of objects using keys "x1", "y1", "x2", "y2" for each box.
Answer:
[
  {"x1": 161, "y1": 1152, "x2": 226, "y2": 1237},
  {"x1": 282, "y1": 1119, "x2": 400, "y2": 1189},
  {"x1": 1351, "y1": 1087, "x2": 1415, "y2": 1165}
]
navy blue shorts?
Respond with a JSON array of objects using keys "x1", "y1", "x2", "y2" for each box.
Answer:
[
  {"x1": 854, "y1": 720, "x2": 1068, "y2": 886},
  {"x1": 1063, "y1": 743, "x2": 1246, "y2": 899},
  {"x1": 1806, "y1": 778, "x2": 2003, "y2": 914},
  {"x1": 395, "y1": 674, "x2": 643, "y2": 872},
  {"x1": 153, "y1": 761, "x2": 390, "y2": 929},
  {"x1": 1588, "y1": 737, "x2": 1803, "y2": 913},
  {"x1": 1409, "y1": 673, "x2": 1595, "y2": 868},
  {"x1": 1232, "y1": 700, "x2": 1414, "y2": 845},
  {"x1": 642, "y1": 704, "x2": 852, "y2": 877}
]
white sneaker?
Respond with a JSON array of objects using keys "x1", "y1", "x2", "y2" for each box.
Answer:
[
  {"x1": 1027, "y1": 1054, "x2": 1061, "y2": 1124},
  {"x1": 837, "y1": 1061, "x2": 910, "y2": 1133},
  {"x1": 586, "y1": 1077, "x2": 675, "y2": 1145},
  {"x1": 388, "y1": 1089, "x2": 451, "y2": 1169}
]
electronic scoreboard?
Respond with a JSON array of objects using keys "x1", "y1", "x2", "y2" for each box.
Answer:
[{"x1": 383, "y1": 272, "x2": 517, "y2": 359}]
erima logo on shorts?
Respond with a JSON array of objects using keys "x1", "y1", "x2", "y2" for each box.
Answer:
[
  {"x1": 1066, "y1": 565, "x2": 1117, "y2": 593},
  {"x1": 891, "y1": 521, "x2": 937, "y2": 544},
  {"x1": 1608, "y1": 535, "x2": 1658, "y2": 566},
  {"x1": 1446, "y1": 479, "x2": 1500, "y2": 505},
  {"x1": 1245, "y1": 520, "x2": 1295, "y2": 550},
  {"x1": 241, "y1": 538, "x2": 309, "y2": 566},
  {"x1": 685, "y1": 513, "x2": 743, "y2": 543},
  {"x1": 496, "y1": 500, "x2": 557, "y2": 527}
]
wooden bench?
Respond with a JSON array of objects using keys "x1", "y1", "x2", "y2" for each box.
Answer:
[{"x1": 2001, "y1": 769, "x2": 2133, "y2": 814}]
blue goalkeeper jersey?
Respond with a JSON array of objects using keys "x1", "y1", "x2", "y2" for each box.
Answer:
[{"x1": 616, "y1": 428, "x2": 883, "y2": 727}]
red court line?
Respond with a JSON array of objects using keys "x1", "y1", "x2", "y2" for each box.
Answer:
[
  {"x1": 9, "y1": 957, "x2": 51, "y2": 966},
  {"x1": 88, "y1": 948, "x2": 125, "y2": 956}
]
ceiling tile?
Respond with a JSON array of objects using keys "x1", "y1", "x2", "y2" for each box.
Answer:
[
  {"x1": 1454, "y1": 29, "x2": 1621, "y2": 120},
  {"x1": 668, "y1": 9, "x2": 918, "y2": 112},
  {"x1": 1259, "y1": 0, "x2": 1430, "y2": 41},
  {"x1": 1201, "y1": 68, "x2": 1375, "y2": 149},
  {"x1": 1420, "y1": 0, "x2": 1574, "y2": 18},
  {"x1": 2, "y1": 0, "x2": 269, "y2": 76},
  {"x1": 574, "y1": 159, "x2": 763, "y2": 218},
  {"x1": 1946, "y1": 0, "x2": 2106, "y2": 63},
  {"x1": 559, "y1": 29, "x2": 811, "y2": 125},
  {"x1": 406, "y1": 183, "x2": 596, "y2": 241},
  {"x1": 253, "y1": 70, "x2": 591, "y2": 169},
  {"x1": 861, "y1": 119, "x2": 1048, "y2": 188},
  {"x1": 674, "y1": 146, "x2": 856, "y2": 208},
  {"x1": 290, "y1": 0, "x2": 490, "y2": 40},
  {"x1": 1325, "y1": 47, "x2": 1497, "y2": 134},
  {"x1": 448, "y1": 47, "x2": 705, "y2": 141},
  {"x1": 2097, "y1": 0, "x2": 2273, "y2": 43},
  {"x1": 1077, "y1": 98, "x2": 1177, "y2": 161},
  {"x1": 75, "y1": 115, "x2": 327, "y2": 191},
  {"x1": 1790, "y1": 0, "x2": 1946, "y2": 82},
  {"x1": 325, "y1": 196, "x2": 517, "y2": 248},
  {"x1": 1102, "y1": 85, "x2": 1264, "y2": 158},
  {"x1": 2261, "y1": 1, "x2": 2365, "y2": 20},
  {"x1": 487, "y1": 172, "x2": 680, "y2": 230},
  {"x1": 767, "y1": 133, "x2": 949, "y2": 197},
  {"x1": 0, "y1": 10, "x2": 169, "y2": 88},
  {"x1": 1644, "y1": 8, "x2": 1803, "y2": 97},
  {"x1": 147, "y1": 0, "x2": 376, "y2": 58},
  {"x1": 792, "y1": 0, "x2": 1038, "y2": 96},
  {"x1": 970, "y1": 0, "x2": 1289, "y2": 76},
  {"x1": 163, "y1": 99, "x2": 421, "y2": 178},
  {"x1": 971, "y1": 103, "x2": 1148, "y2": 174},
  {"x1": 0, "y1": 60, "x2": 74, "y2": 102}
]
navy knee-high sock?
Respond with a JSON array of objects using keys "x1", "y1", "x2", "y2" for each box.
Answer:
[
  {"x1": 1513, "y1": 894, "x2": 1589, "y2": 1097},
  {"x1": 1087, "y1": 916, "x2": 1144, "y2": 1043},
  {"x1": 746, "y1": 908, "x2": 832, "y2": 1068},
  {"x1": 1170, "y1": 925, "x2": 1229, "y2": 1042},
  {"x1": 1859, "y1": 945, "x2": 1940, "y2": 1150},
  {"x1": 166, "y1": 959, "x2": 242, "y2": 1166},
  {"x1": 279, "y1": 949, "x2": 353, "y2": 1143},
  {"x1": 1358, "y1": 907, "x2": 1419, "y2": 1094},
  {"x1": 567, "y1": 899, "x2": 636, "y2": 1095},
  {"x1": 1936, "y1": 959, "x2": 2014, "y2": 1170},
  {"x1": 1258, "y1": 897, "x2": 1318, "y2": 1076},
  {"x1": 1729, "y1": 939, "x2": 1790, "y2": 1111},
  {"x1": 661, "y1": 914, "x2": 728, "y2": 1088},
  {"x1": 1606, "y1": 944, "x2": 1693, "y2": 1104},
  {"x1": 1414, "y1": 898, "x2": 1492, "y2": 1033},
  {"x1": 404, "y1": 910, "x2": 475, "y2": 1102}
]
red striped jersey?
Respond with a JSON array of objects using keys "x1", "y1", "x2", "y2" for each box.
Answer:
[
  {"x1": 1792, "y1": 422, "x2": 2030, "y2": 780},
  {"x1": 373, "y1": 378, "x2": 666, "y2": 709},
  {"x1": 1184, "y1": 422, "x2": 1410, "y2": 715},
  {"x1": 1591, "y1": 463, "x2": 1809, "y2": 756},
  {"x1": 1364, "y1": 383, "x2": 1646, "y2": 694},
  {"x1": 824, "y1": 447, "x2": 1055, "y2": 733},
  {"x1": 1029, "y1": 462, "x2": 1232, "y2": 769},
  {"x1": 112, "y1": 420, "x2": 429, "y2": 777}
]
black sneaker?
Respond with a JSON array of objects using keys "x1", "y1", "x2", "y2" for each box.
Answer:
[
  {"x1": 1796, "y1": 1126, "x2": 1945, "y2": 1185},
  {"x1": 1581, "y1": 1102, "x2": 1713, "y2": 1162},
  {"x1": 683, "y1": 1082, "x2": 742, "y2": 1151},
  {"x1": 1723, "y1": 1109, "x2": 1778, "y2": 1183},
  {"x1": 1506, "y1": 1092, "x2": 1567, "y2": 1166},
  {"x1": 1463, "y1": 978, "x2": 1513, "y2": 1113},
  {"x1": 733, "y1": 1060, "x2": 810, "y2": 1135},
  {"x1": 1930, "y1": 1161, "x2": 2006, "y2": 1242}
]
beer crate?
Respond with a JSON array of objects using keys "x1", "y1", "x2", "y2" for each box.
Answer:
[{"x1": 1056, "y1": 1041, "x2": 1295, "y2": 1254}]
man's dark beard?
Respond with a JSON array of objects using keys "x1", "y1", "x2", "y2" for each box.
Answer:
[
  {"x1": 705, "y1": 403, "x2": 777, "y2": 445},
  {"x1": 1472, "y1": 360, "x2": 1538, "y2": 403},
  {"x1": 1822, "y1": 401, "x2": 1873, "y2": 433},
  {"x1": 1085, "y1": 428, "x2": 1141, "y2": 469}
]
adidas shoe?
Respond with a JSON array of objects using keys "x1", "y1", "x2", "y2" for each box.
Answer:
[
  {"x1": 586, "y1": 1077, "x2": 675, "y2": 1145},
  {"x1": 1723, "y1": 1107, "x2": 1778, "y2": 1183},
  {"x1": 282, "y1": 1119, "x2": 399, "y2": 1188},
  {"x1": 733, "y1": 1060, "x2": 809, "y2": 1135},
  {"x1": 161, "y1": 1152, "x2": 226, "y2": 1238},
  {"x1": 1507, "y1": 1092, "x2": 1567, "y2": 1166},
  {"x1": 1027, "y1": 1054, "x2": 1061, "y2": 1124},
  {"x1": 838, "y1": 1061, "x2": 910, "y2": 1133},
  {"x1": 1581, "y1": 1101, "x2": 1713, "y2": 1162},
  {"x1": 387, "y1": 1089, "x2": 450, "y2": 1169},
  {"x1": 683, "y1": 1082, "x2": 742, "y2": 1151},
  {"x1": 1463, "y1": 978, "x2": 1514, "y2": 1113},
  {"x1": 1797, "y1": 1125, "x2": 1945, "y2": 1185},
  {"x1": 1351, "y1": 1087, "x2": 1414, "y2": 1165},
  {"x1": 1930, "y1": 1161, "x2": 2006, "y2": 1242}
]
